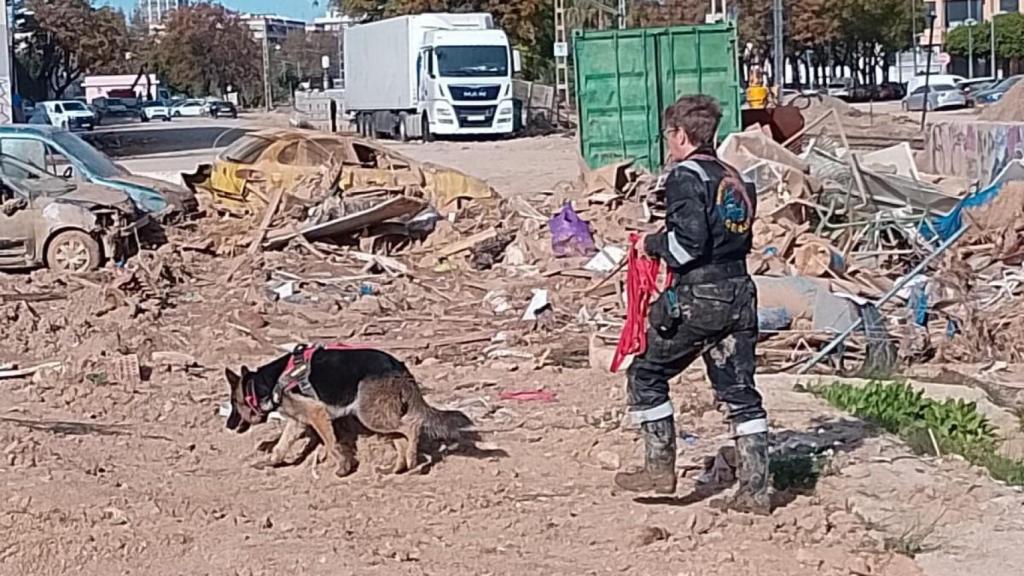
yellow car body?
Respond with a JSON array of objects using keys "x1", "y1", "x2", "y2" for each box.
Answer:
[{"x1": 189, "y1": 129, "x2": 494, "y2": 215}]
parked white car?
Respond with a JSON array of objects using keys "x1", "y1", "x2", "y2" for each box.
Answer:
[
  {"x1": 172, "y1": 100, "x2": 207, "y2": 118},
  {"x1": 140, "y1": 101, "x2": 172, "y2": 122},
  {"x1": 906, "y1": 74, "x2": 966, "y2": 95},
  {"x1": 28, "y1": 100, "x2": 96, "y2": 131}
]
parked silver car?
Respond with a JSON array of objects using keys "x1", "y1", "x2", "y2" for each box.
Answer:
[{"x1": 901, "y1": 84, "x2": 967, "y2": 112}]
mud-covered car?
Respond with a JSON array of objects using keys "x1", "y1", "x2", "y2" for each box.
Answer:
[
  {"x1": 184, "y1": 129, "x2": 494, "y2": 216},
  {"x1": 0, "y1": 125, "x2": 197, "y2": 221},
  {"x1": 0, "y1": 154, "x2": 146, "y2": 272}
]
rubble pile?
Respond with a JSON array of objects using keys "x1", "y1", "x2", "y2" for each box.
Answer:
[{"x1": 557, "y1": 120, "x2": 1024, "y2": 374}]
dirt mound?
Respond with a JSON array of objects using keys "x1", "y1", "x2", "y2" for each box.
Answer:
[
  {"x1": 785, "y1": 93, "x2": 860, "y2": 119},
  {"x1": 980, "y1": 83, "x2": 1024, "y2": 122}
]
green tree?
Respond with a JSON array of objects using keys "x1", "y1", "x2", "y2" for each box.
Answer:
[
  {"x1": 16, "y1": 0, "x2": 131, "y2": 97},
  {"x1": 149, "y1": 3, "x2": 262, "y2": 103},
  {"x1": 947, "y1": 13, "x2": 1024, "y2": 62}
]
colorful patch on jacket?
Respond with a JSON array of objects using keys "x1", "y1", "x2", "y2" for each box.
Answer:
[{"x1": 716, "y1": 176, "x2": 752, "y2": 234}]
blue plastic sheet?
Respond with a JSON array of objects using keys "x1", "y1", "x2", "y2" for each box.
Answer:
[{"x1": 927, "y1": 160, "x2": 1024, "y2": 241}]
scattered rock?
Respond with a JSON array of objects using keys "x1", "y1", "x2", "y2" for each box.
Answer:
[
  {"x1": 634, "y1": 526, "x2": 670, "y2": 547},
  {"x1": 595, "y1": 450, "x2": 621, "y2": 471}
]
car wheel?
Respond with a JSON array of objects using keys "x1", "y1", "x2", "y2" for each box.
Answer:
[
  {"x1": 164, "y1": 117, "x2": 171, "y2": 122},
  {"x1": 46, "y1": 230, "x2": 102, "y2": 273}
]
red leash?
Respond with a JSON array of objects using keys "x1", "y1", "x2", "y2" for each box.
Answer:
[{"x1": 611, "y1": 233, "x2": 672, "y2": 372}]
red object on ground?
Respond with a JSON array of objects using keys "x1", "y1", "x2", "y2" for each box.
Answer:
[
  {"x1": 610, "y1": 233, "x2": 671, "y2": 373},
  {"x1": 499, "y1": 390, "x2": 558, "y2": 402}
]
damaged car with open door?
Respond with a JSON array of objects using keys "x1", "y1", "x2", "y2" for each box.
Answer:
[{"x1": 0, "y1": 154, "x2": 147, "y2": 272}]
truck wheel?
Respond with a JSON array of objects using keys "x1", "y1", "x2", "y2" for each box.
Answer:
[
  {"x1": 421, "y1": 114, "x2": 434, "y2": 142},
  {"x1": 359, "y1": 114, "x2": 370, "y2": 137},
  {"x1": 46, "y1": 230, "x2": 102, "y2": 273},
  {"x1": 397, "y1": 113, "x2": 409, "y2": 142}
]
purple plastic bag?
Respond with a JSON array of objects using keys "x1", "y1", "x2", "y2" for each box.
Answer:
[{"x1": 549, "y1": 203, "x2": 596, "y2": 258}]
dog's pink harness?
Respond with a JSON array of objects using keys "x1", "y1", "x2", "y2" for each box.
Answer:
[{"x1": 244, "y1": 343, "x2": 366, "y2": 418}]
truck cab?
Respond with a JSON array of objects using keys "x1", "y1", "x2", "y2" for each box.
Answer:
[
  {"x1": 417, "y1": 28, "x2": 519, "y2": 137},
  {"x1": 346, "y1": 13, "x2": 520, "y2": 141}
]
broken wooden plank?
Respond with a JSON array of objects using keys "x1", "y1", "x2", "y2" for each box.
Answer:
[
  {"x1": 437, "y1": 229, "x2": 500, "y2": 259},
  {"x1": 263, "y1": 196, "x2": 427, "y2": 249},
  {"x1": 0, "y1": 292, "x2": 65, "y2": 303},
  {"x1": 0, "y1": 361, "x2": 63, "y2": 380},
  {"x1": 248, "y1": 185, "x2": 287, "y2": 255}
]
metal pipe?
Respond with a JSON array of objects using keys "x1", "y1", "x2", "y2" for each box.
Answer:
[{"x1": 796, "y1": 224, "x2": 970, "y2": 375}]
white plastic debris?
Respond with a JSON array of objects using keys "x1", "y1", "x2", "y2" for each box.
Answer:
[
  {"x1": 521, "y1": 288, "x2": 550, "y2": 320},
  {"x1": 585, "y1": 245, "x2": 626, "y2": 273}
]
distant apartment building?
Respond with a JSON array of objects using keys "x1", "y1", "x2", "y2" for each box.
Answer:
[
  {"x1": 306, "y1": 7, "x2": 357, "y2": 33},
  {"x1": 136, "y1": 0, "x2": 190, "y2": 30},
  {"x1": 918, "y1": 0, "x2": 1023, "y2": 46},
  {"x1": 241, "y1": 13, "x2": 307, "y2": 45}
]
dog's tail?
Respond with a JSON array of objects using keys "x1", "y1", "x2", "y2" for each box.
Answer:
[{"x1": 414, "y1": 398, "x2": 474, "y2": 441}]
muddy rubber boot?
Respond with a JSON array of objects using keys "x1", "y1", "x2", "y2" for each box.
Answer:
[
  {"x1": 711, "y1": 431, "x2": 771, "y2": 515},
  {"x1": 614, "y1": 417, "x2": 677, "y2": 494}
]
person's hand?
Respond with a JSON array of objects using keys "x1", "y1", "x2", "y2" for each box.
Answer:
[{"x1": 638, "y1": 232, "x2": 658, "y2": 259}]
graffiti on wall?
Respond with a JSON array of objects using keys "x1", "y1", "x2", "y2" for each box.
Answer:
[{"x1": 926, "y1": 121, "x2": 1024, "y2": 186}]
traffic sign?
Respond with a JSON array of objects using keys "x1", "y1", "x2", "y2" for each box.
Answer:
[{"x1": 938, "y1": 52, "x2": 951, "y2": 66}]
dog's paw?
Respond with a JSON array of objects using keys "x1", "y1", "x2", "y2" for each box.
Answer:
[{"x1": 334, "y1": 458, "x2": 357, "y2": 478}]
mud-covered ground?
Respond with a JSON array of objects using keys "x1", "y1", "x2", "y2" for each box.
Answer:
[{"x1": 1, "y1": 134, "x2": 1022, "y2": 575}]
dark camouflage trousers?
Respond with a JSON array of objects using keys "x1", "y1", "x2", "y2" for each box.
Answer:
[{"x1": 626, "y1": 275, "x2": 768, "y2": 436}]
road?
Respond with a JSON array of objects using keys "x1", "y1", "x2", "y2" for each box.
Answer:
[{"x1": 89, "y1": 116, "x2": 258, "y2": 184}]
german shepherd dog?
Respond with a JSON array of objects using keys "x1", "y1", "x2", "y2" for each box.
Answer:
[{"x1": 225, "y1": 346, "x2": 472, "y2": 477}]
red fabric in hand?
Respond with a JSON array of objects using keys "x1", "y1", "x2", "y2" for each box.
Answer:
[{"x1": 611, "y1": 233, "x2": 672, "y2": 373}]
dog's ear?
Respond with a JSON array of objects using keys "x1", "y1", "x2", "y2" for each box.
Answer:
[
  {"x1": 241, "y1": 365, "x2": 251, "y2": 379},
  {"x1": 225, "y1": 368, "x2": 240, "y2": 389}
]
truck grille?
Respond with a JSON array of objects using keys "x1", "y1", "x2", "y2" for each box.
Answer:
[
  {"x1": 453, "y1": 105, "x2": 497, "y2": 128},
  {"x1": 448, "y1": 85, "x2": 500, "y2": 101}
]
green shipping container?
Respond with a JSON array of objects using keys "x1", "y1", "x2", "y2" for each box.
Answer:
[{"x1": 573, "y1": 22, "x2": 741, "y2": 173}]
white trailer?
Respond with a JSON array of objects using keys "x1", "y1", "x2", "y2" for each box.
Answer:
[{"x1": 344, "y1": 13, "x2": 520, "y2": 140}]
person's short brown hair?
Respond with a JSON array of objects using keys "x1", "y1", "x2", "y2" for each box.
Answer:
[{"x1": 663, "y1": 95, "x2": 722, "y2": 147}]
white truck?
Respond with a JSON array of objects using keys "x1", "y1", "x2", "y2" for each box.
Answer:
[{"x1": 344, "y1": 13, "x2": 520, "y2": 141}]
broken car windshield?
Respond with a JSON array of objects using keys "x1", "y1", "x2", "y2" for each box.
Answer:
[
  {"x1": 50, "y1": 131, "x2": 125, "y2": 179},
  {"x1": 435, "y1": 46, "x2": 508, "y2": 77}
]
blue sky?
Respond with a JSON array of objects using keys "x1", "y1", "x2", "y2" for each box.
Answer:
[{"x1": 96, "y1": 1, "x2": 324, "y2": 21}]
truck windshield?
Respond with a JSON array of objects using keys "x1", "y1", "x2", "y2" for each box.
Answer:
[{"x1": 436, "y1": 46, "x2": 508, "y2": 77}]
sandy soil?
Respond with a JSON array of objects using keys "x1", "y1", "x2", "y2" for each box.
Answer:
[{"x1": 1, "y1": 135, "x2": 1022, "y2": 575}]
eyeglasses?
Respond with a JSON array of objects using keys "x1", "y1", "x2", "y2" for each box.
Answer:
[{"x1": 662, "y1": 127, "x2": 678, "y2": 140}]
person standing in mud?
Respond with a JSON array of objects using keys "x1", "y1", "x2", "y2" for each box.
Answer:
[{"x1": 614, "y1": 94, "x2": 770, "y2": 515}]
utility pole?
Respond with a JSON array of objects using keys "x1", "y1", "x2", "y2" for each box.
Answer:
[
  {"x1": 921, "y1": 10, "x2": 937, "y2": 129},
  {"x1": 967, "y1": 1, "x2": 976, "y2": 78},
  {"x1": 553, "y1": 0, "x2": 568, "y2": 124},
  {"x1": 262, "y1": 17, "x2": 273, "y2": 112},
  {"x1": 0, "y1": 0, "x2": 12, "y2": 124},
  {"x1": 772, "y1": 0, "x2": 784, "y2": 88},
  {"x1": 990, "y1": 0, "x2": 998, "y2": 78},
  {"x1": 912, "y1": 0, "x2": 918, "y2": 74},
  {"x1": 617, "y1": 0, "x2": 626, "y2": 29}
]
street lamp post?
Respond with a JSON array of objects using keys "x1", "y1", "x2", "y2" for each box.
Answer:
[
  {"x1": 966, "y1": 17, "x2": 977, "y2": 78},
  {"x1": 990, "y1": 2, "x2": 1000, "y2": 78}
]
